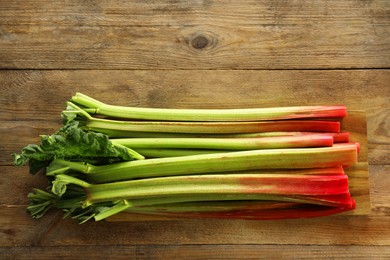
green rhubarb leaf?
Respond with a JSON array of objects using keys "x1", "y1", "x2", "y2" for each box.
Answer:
[
  {"x1": 61, "y1": 101, "x2": 91, "y2": 126},
  {"x1": 14, "y1": 121, "x2": 143, "y2": 174}
]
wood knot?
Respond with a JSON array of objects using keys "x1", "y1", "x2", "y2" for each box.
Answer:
[
  {"x1": 186, "y1": 32, "x2": 217, "y2": 52},
  {"x1": 191, "y1": 35, "x2": 209, "y2": 49}
]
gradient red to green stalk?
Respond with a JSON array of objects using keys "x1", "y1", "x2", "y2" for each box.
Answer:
[
  {"x1": 72, "y1": 92, "x2": 347, "y2": 122},
  {"x1": 80, "y1": 173, "x2": 355, "y2": 220},
  {"x1": 85, "y1": 174, "x2": 352, "y2": 202}
]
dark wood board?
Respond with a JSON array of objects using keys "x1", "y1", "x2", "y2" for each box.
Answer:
[{"x1": 0, "y1": 1, "x2": 389, "y2": 69}]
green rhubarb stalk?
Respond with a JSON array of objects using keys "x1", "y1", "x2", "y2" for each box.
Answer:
[
  {"x1": 46, "y1": 143, "x2": 358, "y2": 183},
  {"x1": 93, "y1": 200, "x2": 131, "y2": 221},
  {"x1": 27, "y1": 187, "x2": 114, "y2": 222},
  {"x1": 71, "y1": 92, "x2": 347, "y2": 121},
  {"x1": 111, "y1": 134, "x2": 334, "y2": 150},
  {"x1": 132, "y1": 146, "x2": 349, "y2": 159},
  {"x1": 133, "y1": 148, "x2": 226, "y2": 158},
  {"x1": 104, "y1": 131, "x2": 350, "y2": 143},
  {"x1": 131, "y1": 139, "x2": 345, "y2": 158},
  {"x1": 63, "y1": 102, "x2": 341, "y2": 134}
]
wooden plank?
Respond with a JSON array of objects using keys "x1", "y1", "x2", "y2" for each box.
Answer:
[
  {"x1": 0, "y1": 206, "x2": 60, "y2": 247},
  {"x1": 340, "y1": 111, "x2": 368, "y2": 162},
  {"x1": 369, "y1": 144, "x2": 390, "y2": 165},
  {"x1": 0, "y1": 166, "x2": 48, "y2": 205},
  {"x1": 1, "y1": 0, "x2": 389, "y2": 27},
  {"x1": 0, "y1": 1, "x2": 389, "y2": 69},
  {"x1": 2, "y1": 245, "x2": 390, "y2": 259},
  {"x1": 1, "y1": 69, "x2": 389, "y2": 119},
  {"x1": 344, "y1": 163, "x2": 371, "y2": 214},
  {"x1": 369, "y1": 165, "x2": 390, "y2": 211},
  {"x1": 367, "y1": 106, "x2": 390, "y2": 165}
]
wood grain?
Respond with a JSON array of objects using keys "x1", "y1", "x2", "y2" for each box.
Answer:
[
  {"x1": 2, "y1": 245, "x2": 390, "y2": 259},
  {"x1": 1, "y1": 0, "x2": 388, "y2": 27},
  {"x1": 1, "y1": 204, "x2": 390, "y2": 247},
  {"x1": 1, "y1": 69, "x2": 389, "y2": 118},
  {"x1": 0, "y1": 166, "x2": 48, "y2": 206},
  {"x1": 369, "y1": 165, "x2": 390, "y2": 210},
  {"x1": 0, "y1": 1, "x2": 389, "y2": 69}
]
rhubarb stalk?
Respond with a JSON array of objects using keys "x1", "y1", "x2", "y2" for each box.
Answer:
[
  {"x1": 47, "y1": 172, "x2": 354, "y2": 221},
  {"x1": 111, "y1": 134, "x2": 334, "y2": 150},
  {"x1": 71, "y1": 92, "x2": 347, "y2": 122},
  {"x1": 46, "y1": 143, "x2": 358, "y2": 183},
  {"x1": 64, "y1": 102, "x2": 341, "y2": 134}
]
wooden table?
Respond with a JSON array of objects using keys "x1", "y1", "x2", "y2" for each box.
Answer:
[{"x1": 1, "y1": 1, "x2": 389, "y2": 258}]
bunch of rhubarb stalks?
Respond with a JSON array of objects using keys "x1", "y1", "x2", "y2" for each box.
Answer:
[{"x1": 14, "y1": 93, "x2": 359, "y2": 223}]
